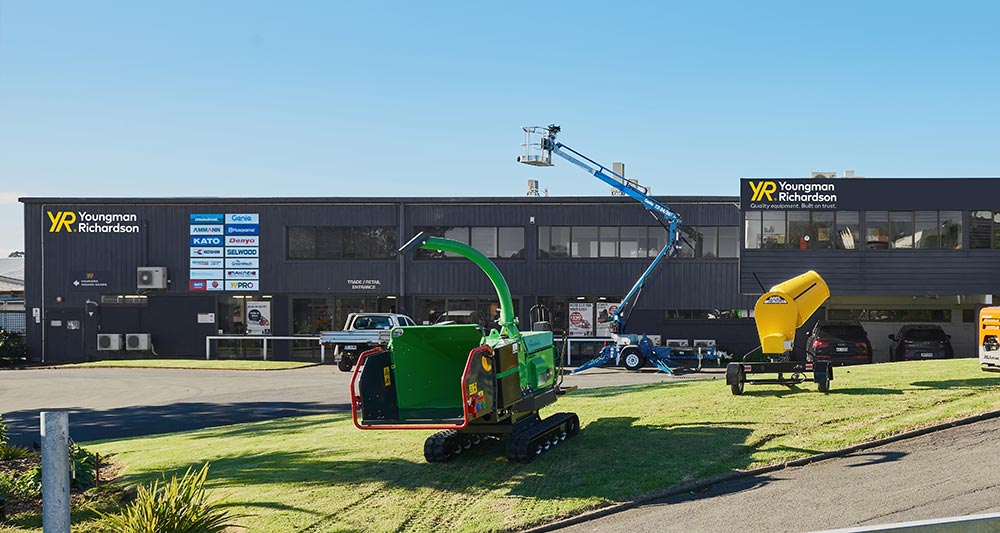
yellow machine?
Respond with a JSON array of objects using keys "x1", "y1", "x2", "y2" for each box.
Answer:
[
  {"x1": 727, "y1": 271, "x2": 833, "y2": 395},
  {"x1": 979, "y1": 307, "x2": 1000, "y2": 372}
]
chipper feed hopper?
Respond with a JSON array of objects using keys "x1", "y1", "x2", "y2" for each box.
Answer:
[
  {"x1": 350, "y1": 232, "x2": 579, "y2": 463},
  {"x1": 726, "y1": 270, "x2": 833, "y2": 395}
]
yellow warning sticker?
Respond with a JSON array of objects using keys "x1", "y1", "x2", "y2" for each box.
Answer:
[
  {"x1": 383, "y1": 366, "x2": 391, "y2": 387},
  {"x1": 468, "y1": 382, "x2": 478, "y2": 395}
]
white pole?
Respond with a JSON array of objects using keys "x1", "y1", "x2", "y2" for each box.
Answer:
[
  {"x1": 262, "y1": 338, "x2": 268, "y2": 361},
  {"x1": 205, "y1": 337, "x2": 211, "y2": 360},
  {"x1": 320, "y1": 341, "x2": 326, "y2": 364},
  {"x1": 41, "y1": 411, "x2": 70, "y2": 533}
]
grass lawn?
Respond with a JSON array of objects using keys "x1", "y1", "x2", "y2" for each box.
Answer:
[
  {"x1": 59, "y1": 359, "x2": 316, "y2": 370},
  {"x1": 8, "y1": 358, "x2": 999, "y2": 532}
]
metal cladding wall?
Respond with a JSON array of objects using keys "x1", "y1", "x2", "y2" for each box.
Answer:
[
  {"x1": 22, "y1": 196, "x2": 747, "y2": 361},
  {"x1": 739, "y1": 177, "x2": 1000, "y2": 295}
]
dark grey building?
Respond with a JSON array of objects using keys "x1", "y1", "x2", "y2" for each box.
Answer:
[
  {"x1": 23, "y1": 178, "x2": 1000, "y2": 364},
  {"x1": 21, "y1": 196, "x2": 750, "y2": 363}
]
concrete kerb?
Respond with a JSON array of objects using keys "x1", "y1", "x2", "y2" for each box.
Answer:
[{"x1": 522, "y1": 408, "x2": 1000, "y2": 533}]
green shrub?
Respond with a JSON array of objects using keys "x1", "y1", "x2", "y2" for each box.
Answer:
[
  {"x1": 0, "y1": 329, "x2": 26, "y2": 365},
  {"x1": 72, "y1": 445, "x2": 98, "y2": 489},
  {"x1": 0, "y1": 444, "x2": 33, "y2": 461},
  {"x1": 100, "y1": 463, "x2": 234, "y2": 533},
  {"x1": 0, "y1": 466, "x2": 41, "y2": 502}
]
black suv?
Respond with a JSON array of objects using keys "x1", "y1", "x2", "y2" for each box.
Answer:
[
  {"x1": 889, "y1": 325, "x2": 954, "y2": 361},
  {"x1": 805, "y1": 320, "x2": 873, "y2": 365}
]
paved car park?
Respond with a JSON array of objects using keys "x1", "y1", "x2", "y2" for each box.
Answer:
[{"x1": 0, "y1": 364, "x2": 719, "y2": 443}]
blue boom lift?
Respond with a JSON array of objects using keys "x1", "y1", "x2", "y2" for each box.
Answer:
[{"x1": 518, "y1": 124, "x2": 721, "y2": 373}]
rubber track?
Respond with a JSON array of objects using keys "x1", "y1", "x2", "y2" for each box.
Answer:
[
  {"x1": 506, "y1": 412, "x2": 580, "y2": 463},
  {"x1": 423, "y1": 430, "x2": 496, "y2": 463}
]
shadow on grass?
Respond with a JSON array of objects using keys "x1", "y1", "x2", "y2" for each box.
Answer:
[
  {"x1": 825, "y1": 387, "x2": 904, "y2": 396},
  {"x1": 4, "y1": 401, "x2": 350, "y2": 446},
  {"x1": 911, "y1": 377, "x2": 1000, "y2": 390},
  {"x1": 568, "y1": 381, "x2": 700, "y2": 398},
  {"x1": 109, "y1": 416, "x2": 758, "y2": 506}
]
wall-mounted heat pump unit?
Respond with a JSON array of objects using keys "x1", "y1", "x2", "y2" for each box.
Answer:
[
  {"x1": 137, "y1": 267, "x2": 168, "y2": 290},
  {"x1": 126, "y1": 333, "x2": 151, "y2": 351},
  {"x1": 97, "y1": 334, "x2": 123, "y2": 351}
]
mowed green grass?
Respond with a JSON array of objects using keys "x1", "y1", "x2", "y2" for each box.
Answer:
[
  {"x1": 59, "y1": 359, "x2": 1000, "y2": 532},
  {"x1": 61, "y1": 359, "x2": 315, "y2": 370}
]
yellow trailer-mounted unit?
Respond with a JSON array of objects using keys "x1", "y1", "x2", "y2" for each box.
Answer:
[
  {"x1": 979, "y1": 307, "x2": 1000, "y2": 372},
  {"x1": 727, "y1": 271, "x2": 833, "y2": 395}
]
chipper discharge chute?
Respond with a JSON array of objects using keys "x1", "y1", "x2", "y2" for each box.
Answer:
[
  {"x1": 350, "y1": 232, "x2": 579, "y2": 463},
  {"x1": 726, "y1": 271, "x2": 833, "y2": 395}
]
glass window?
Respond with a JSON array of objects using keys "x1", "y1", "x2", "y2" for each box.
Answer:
[
  {"x1": 811, "y1": 212, "x2": 835, "y2": 250},
  {"x1": 342, "y1": 228, "x2": 371, "y2": 258},
  {"x1": 718, "y1": 227, "x2": 739, "y2": 258},
  {"x1": 835, "y1": 211, "x2": 860, "y2": 250},
  {"x1": 994, "y1": 212, "x2": 1000, "y2": 250},
  {"x1": 550, "y1": 227, "x2": 571, "y2": 258},
  {"x1": 761, "y1": 211, "x2": 786, "y2": 249},
  {"x1": 744, "y1": 211, "x2": 762, "y2": 249},
  {"x1": 443, "y1": 227, "x2": 470, "y2": 257},
  {"x1": 939, "y1": 211, "x2": 962, "y2": 250},
  {"x1": 648, "y1": 226, "x2": 668, "y2": 257},
  {"x1": 890, "y1": 211, "x2": 914, "y2": 249},
  {"x1": 620, "y1": 227, "x2": 647, "y2": 258},
  {"x1": 698, "y1": 226, "x2": 718, "y2": 258},
  {"x1": 498, "y1": 227, "x2": 525, "y2": 258},
  {"x1": 913, "y1": 211, "x2": 938, "y2": 249},
  {"x1": 470, "y1": 227, "x2": 497, "y2": 258},
  {"x1": 677, "y1": 227, "x2": 697, "y2": 258},
  {"x1": 599, "y1": 227, "x2": 618, "y2": 257},
  {"x1": 538, "y1": 226, "x2": 551, "y2": 258},
  {"x1": 288, "y1": 227, "x2": 317, "y2": 259},
  {"x1": 865, "y1": 211, "x2": 890, "y2": 250},
  {"x1": 969, "y1": 211, "x2": 992, "y2": 249},
  {"x1": 316, "y1": 227, "x2": 343, "y2": 258},
  {"x1": 571, "y1": 226, "x2": 599, "y2": 258},
  {"x1": 786, "y1": 211, "x2": 810, "y2": 250}
]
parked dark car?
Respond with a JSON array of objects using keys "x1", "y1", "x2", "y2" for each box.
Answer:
[
  {"x1": 889, "y1": 325, "x2": 954, "y2": 361},
  {"x1": 805, "y1": 320, "x2": 873, "y2": 365}
]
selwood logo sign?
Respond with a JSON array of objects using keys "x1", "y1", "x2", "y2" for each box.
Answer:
[
  {"x1": 47, "y1": 211, "x2": 140, "y2": 233},
  {"x1": 746, "y1": 180, "x2": 838, "y2": 209}
]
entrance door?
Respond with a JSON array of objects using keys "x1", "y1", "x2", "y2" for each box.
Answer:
[{"x1": 44, "y1": 309, "x2": 84, "y2": 362}]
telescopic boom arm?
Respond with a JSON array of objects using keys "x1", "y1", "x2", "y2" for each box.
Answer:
[{"x1": 517, "y1": 124, "x2": 682, "y2": 333}]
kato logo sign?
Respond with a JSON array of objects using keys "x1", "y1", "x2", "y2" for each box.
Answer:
[{"x1": 190, "y1": 236, "x2": 224, "y2": 247}]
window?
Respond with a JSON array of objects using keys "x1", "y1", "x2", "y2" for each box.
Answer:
[
  {"x1": 969, "y1": 211, "x2": 992, "y2": 249},
  {"x1": 620, "y1": 227, "x2": 647, "y2": 258},
  {"x1": 827, "y1": 308, "x2": 951, "y2": 322},
  {"x1": 890, "y1": 211, "x2": 914, "y2": 249},
  {"x1": 287, "y1": 226, "x2": 397, "y2": 259},
  {"x1": 550, "y1": 227, "x2": 570, "y2": 257},
  {"x1": 832, "y1": 211, "x2": 858, "y2": 250},
  {"x1": 940, "y1": 211, "x2": 962, "y2": 249},
  {"x1": 697, "y1": 226, "x2": 718, "y2": 258},
  {"x1": 571, "y1": 226, "x2": 599, "y2": 258},
  {"x1": 599, "y1": 227, "x2": 618, "y2": 257},
  {"x1": 865, "y1": 211, "x2": 890, "y2": 250},
  {"x1": 913, "y1": 211, "x2": 938, "y2": 249},
  {"x1": 498, "y1": 227, "x2": 525, "y2": 258},
  {"x1": 811, "y1": 212, "x2": 835, "y2": 250},
  {"x1": 416, "y1": 226, "x2": 524, "y2": 258},
  {"x1": 677, "y1": 227, "x2": 697, "y2": 258},
  {"x1": 761, "y1": 211, "x2": 786, "y2": 249},
  {"x1": 470, "y1": 227, "x2": 497, "y2": 258},
  {"x1": 718, "y1": 226, "x2": 739, "y2": 258},
  {"x1": 744, "y1": 211, "x2": 762, "y2": 249},
  {"x1": 648, "y1": 227, "x2": 668, "y2": 257},
  {"x1": 786, "y1": 211, "x2": 810, "y2": 250}
]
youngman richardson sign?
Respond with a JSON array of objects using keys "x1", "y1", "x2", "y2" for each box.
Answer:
[
  {"x1": 189, "y1": 213, "x2": 261, "y2": 291},
  {"x1": 742, "y1": 179, "x2": 838, "y2": 210},
  {"x1": 47, "y1": 211, "x2": 141, "y2": 233}
]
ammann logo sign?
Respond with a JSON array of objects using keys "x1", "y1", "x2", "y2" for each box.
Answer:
[
  {"x1": 746, "y1": 180, "x2": 838, "y2": 209},
  {"x1": 47, "y1": 211, "x2": 140, "y2": 233}
]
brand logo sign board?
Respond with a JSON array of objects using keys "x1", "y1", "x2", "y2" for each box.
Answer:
[{"x1": 189, "y1": 213, "x2": 261, "y2": 291}]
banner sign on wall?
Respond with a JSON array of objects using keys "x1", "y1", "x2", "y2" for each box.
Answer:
[
  {"x1": 245, "y1": 301, "x2": 271, "y2": 335},
  {"x1": 568, "y1": 302, "x2": 594, "y2": 337},
  {"x1": 595, "y1": 302, "x2": 619, "y2": 338},
  {"x1": 189, "y1": 213, "x2": 261, "y2": 291}
]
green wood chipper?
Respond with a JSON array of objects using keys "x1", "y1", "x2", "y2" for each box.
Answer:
[{"x1": 349, "y1": 232, "x2": 579, "y2": 463}]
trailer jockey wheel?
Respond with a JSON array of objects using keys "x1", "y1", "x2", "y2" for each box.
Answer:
[
  {"x1": 338, "y1": 355, "x2": 354, "y2": 372},
  {"x1": 728, "y1": 365, "x2": 745, "y2": 396},
  {"x1": 621, "y1": 347, "x2": 646, "y2": 371},
  {"x1": 816, "y1": 368, "x2": 831, "y2": 393}
]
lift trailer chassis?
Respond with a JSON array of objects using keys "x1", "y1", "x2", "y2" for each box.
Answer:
[{"x1": 726, "y1": 360, "x2": 832, "y2": 395}]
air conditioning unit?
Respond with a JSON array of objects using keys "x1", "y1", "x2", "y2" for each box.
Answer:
[
  {"x1": 137, "y1": 267, "x2": 168, "y2": 289},
  {"x1": 97, "y1": 334, "x2": 123, "y2": 351},
  {"x1": 126, "y1": 333, "x2": 152, "y2": 351}
]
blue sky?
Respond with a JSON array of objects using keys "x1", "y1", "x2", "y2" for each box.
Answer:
[{"x1": 2, "y1": 1, "x2": 1000, "y2": 255}]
